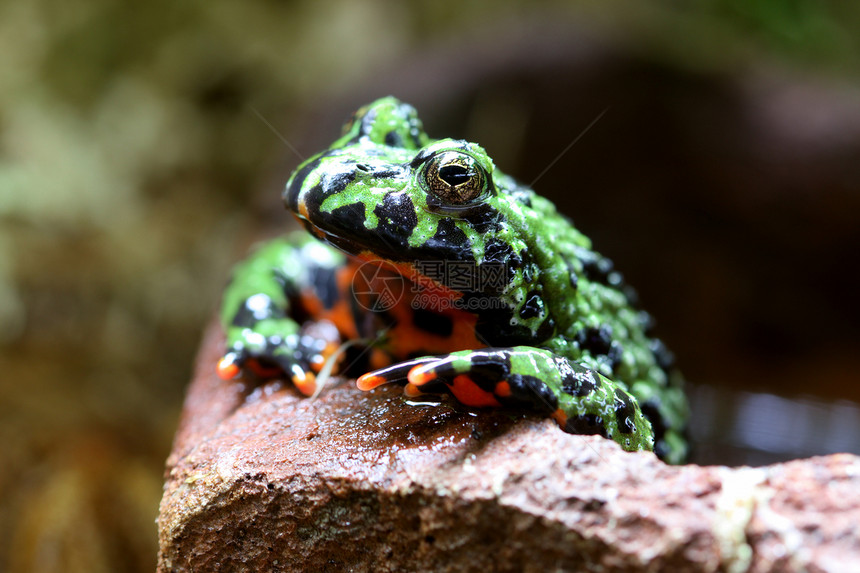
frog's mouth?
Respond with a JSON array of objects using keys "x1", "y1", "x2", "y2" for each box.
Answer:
[
  {"x1": 294, "y1": 210, "x2": 428, "y2": 269},
  {"x1": 289, "y1": 194, "x2": 411, "y2": 265},
  {"x1": 290, "y1": 208, "x2": 466, "y2": 304},
  {"x1": 296, "y1": 215, "x2": 378, "y2": 259}
]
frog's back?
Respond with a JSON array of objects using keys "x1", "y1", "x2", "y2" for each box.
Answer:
[{"x1": 497, "y1": 184, "x2": 688, "y2": 461}]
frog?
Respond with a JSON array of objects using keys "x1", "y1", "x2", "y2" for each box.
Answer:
[{"x1": 217, "y1": 96, "x2": 689, "y2": 463}]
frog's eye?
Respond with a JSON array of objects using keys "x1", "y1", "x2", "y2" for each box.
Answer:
[{"x1": 421, "y1": 151, "x2": 489, "y2": 205}]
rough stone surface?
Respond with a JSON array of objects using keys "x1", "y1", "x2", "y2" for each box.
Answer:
[{"x1": 158, "y1": 324, "x2": 860, "y2": 572}]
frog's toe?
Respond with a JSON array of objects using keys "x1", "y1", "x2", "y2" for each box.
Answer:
[
  {"x1": 296, "y1": 319, "x2": 342, "y2": 375},
  {"x1": 216, "y1": 351, "x2": 243, "y2": 380},
  {"x1": 217, "y1": 345, "x2": 286, "y2": 380},
  {"x1": 254, "y1": 351, "x2": 316, "y2": 396},
  {"x1": 288, "y1": 364, "x2": 318, "y2": 396},
  {"x1": 356, "y1": 357, "x2": 436, "y2": 391}
]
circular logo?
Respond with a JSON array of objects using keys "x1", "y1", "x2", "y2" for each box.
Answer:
[{"x1": 351, "y1": 259, "x2": 406, "y2": 312}]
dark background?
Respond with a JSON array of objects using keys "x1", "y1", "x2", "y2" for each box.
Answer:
[{"x1": 1, "y1": 2, "x2": 859, "y2": 570}]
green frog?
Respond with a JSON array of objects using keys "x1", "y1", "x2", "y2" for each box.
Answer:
[{"x1": 218, "y1": 97, "x2": 688, "y2": 463}]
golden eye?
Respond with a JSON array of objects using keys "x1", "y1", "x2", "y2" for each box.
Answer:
[{"x1": 422, "y1": 151, "x2": 487, "y2": 205}]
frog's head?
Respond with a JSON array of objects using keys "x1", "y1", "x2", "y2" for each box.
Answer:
[{"x1": 285, "y1": 97, "x2": 510, "y2": 272}]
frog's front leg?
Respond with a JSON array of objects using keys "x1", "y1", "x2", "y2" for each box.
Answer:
[
  {"x1": 218, "y1": 234, "x2": 347, "y2": 396},
  {"x1": 358, "y1": 347, "x2": 655, "y2": 453}
]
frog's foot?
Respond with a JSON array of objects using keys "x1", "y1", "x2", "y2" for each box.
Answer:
[
  {"x1": 357, "y1": 347, "x2": 655, "y2": 453},
  {"x1": 218, "y1": 319, "x2": 342, "y2": 397}
]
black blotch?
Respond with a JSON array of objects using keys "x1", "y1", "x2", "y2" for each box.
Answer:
[
  {"x1": 575, "y1": 325, "x2": 613, "y2": 356},
  {"x1": 443, "y1": 352, "x2": 510, "y2": 394},
  {"x1": 564, "y1": 414, "x2": 609, "y2": 439},
  {"x1": 472, "y1": 350, "x2": 512, "y2": 369},
  {"x1": 640, "y1": 397, "x2": 667, "y2": 444},
  {"x1": 575, "y1": 247, "x2": 615, "y2": 286},
  {"x1": 358, "y1": 107, "x2": 379, "y2": 138},
  {"x1": 573, "y1": 246, "x2": 642, "y2": 307},
  {"x1": 328, "y1": 202, "x2": 367, "y2": 228},
  {"x1": 536, "y1": 315, "x2": 556, "y2": 342},
  {"x1": 565, "y1": 259, "x2": 579, "y2": 290},
  {"x1": 384, "y1": 130, "x2": 404, "y2": 147},
  {"x1": 425, "y1": 218, "x2": 472, "y2": 262},
  {"x1": 653, "y1": 440, "x2": 670, "y2": 461},
  {"x1": 482, "y1": 238, "x2": 519, "y2": 288},
  {"x1": 307, "y1": 265, "x2": 339, "y2": 309},
  {"x1": 605, "y1": 341, "x2": 624, "y2": 372},
  {"x1": 231, "y1": 294, "x2": 282, "y2": 327},
  {"x1": 295, "y1": 165, "x2": 360, "y2": 246},
  {"x1": 321, "y1": 169, "x2": 356, "y2": 194},
  {"x1": 408, "y1": 375, "x2": 448, "y2": 394},
  {"x1": 409, "y1": 126, "x2": 424, "y2": 148},
  {"x1": 374, "y1": 192, "x2": 418, "y2": 238},
  {"x1": 466, "y1": 351, "x2": 512, "y2": 387},
  {"x1": 273, "y1": 269, "x2": 297, "y2": 299},
  {"x1": 410, "y1": 147, "x2": 432, "y2": 168},
  {"x1": 230, "y1": 304, "x2": 257, "y2": 328},
  {"x1": 485, "y1": 306, "x2": 556, "y2": 346},
  {"x1": 462, "y1": 204, "x2": 503, "y2": 234},
  {"x1": 520, "y1": 249, "x2": 533, "y2": 282},
  {"x1": 613, "y1": 389, "x2": 636, "y2": 435},
  {"x1": 411, "y1": 308, "x2": 453, "y2": 337},
  {"x1": 639, "y1": 311, "x2": 656, "y2": 336},
  {"x1": 622, "y1": 285, "x2": 640, "y2": 307},
  {"x1": 560, "y1": 369, "x2": 598, "y2": 397},
  {"x1": 519, "y1": 291, "x2": 544, "y2": 320},
  {"x1": 284, "y1": 156, "x2": 322, "y2": 209},
  {"x1": 483, "y1": 239, "x2": 516, "y2": 264},
  {"x1": 649, "y1": 338, "x2": 676, "y2": 375},
  {"x1": 366, "y1": 168, "x2": 401, "y2": 179},
  {"x1": 506, "y1": 374, "x2": 558, "y2": 414}
]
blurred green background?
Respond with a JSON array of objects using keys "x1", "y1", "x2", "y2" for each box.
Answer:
[{"x1": 1, "y1": 1, "x2": 859, "y2": 571}]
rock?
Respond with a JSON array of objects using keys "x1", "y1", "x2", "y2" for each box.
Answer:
[{"x1": 158, "y1": 324, "x2": 860, "y2": 572}]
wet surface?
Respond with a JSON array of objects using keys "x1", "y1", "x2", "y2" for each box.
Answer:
[
  {"x1": 159, "y1": 324, "x2": 860, "y2": 572},
  {"x1": 169, "y1": 325, "x2": 534, "y2": 489}
]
